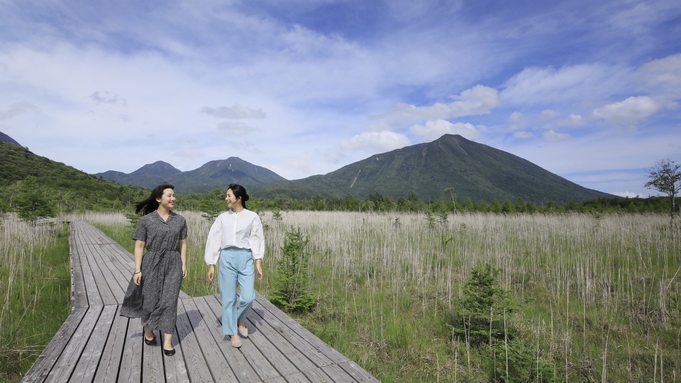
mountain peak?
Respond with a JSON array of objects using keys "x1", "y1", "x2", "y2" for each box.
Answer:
[
  {"x1": 250, "y1": 135, "x2": 615, "y2": 203},
  {"x1": 0, "y1": 132, "x2": 21, "y2": 146},
  {"x1": 131, "y1": 161, "x2": 182, "y2": 176}
]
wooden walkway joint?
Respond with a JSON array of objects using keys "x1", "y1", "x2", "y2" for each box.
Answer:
[{"x1": 21, "y1": 221, "x2": 378, "y2": 383}]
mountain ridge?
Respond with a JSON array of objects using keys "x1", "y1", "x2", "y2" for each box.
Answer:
[
  {"x1": 248, "y1": 134, "x2": 615, "y2": 203},
  {"x1": 7, "y1": 131, "x2": 615, "y2": 203},
  {"x1": 96, "y1": 156, "x2": 287, "y2": 194}
]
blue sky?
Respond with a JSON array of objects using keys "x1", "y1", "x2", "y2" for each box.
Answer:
[{"x1": 1, "y1": 0, "x2": 679, "y2": 198}]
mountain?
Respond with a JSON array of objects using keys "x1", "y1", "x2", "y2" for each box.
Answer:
[
  {"x1": 250, "y1": 134, "x2": 616, "y2": 204},
  {"x1": 96, "y1": 157, "x2": 287, "y2": 194},
  {"x1": 0, "y1": 131, "x2": 21, "y2": 146},
  {"x1": 0, "y1": 142, "x2": 147, "y2": 211},
  {"x1": 98, "y1": 161, "x2": 182, "y2": 188}
]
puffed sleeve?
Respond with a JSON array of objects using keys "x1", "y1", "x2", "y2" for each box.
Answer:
[
  {"x1": 248, "y1": 214, "x2": 265, "y2": 260},
  {"x1": 204, "y1": 215, "x2": 223, "y2": 265}
]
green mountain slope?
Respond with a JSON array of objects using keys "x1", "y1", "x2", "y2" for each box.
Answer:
[
  {"x1": 251, "y1": 134, "x2": 615, "y2": 204},
  {"x1": 0, "y1": 142, "x2": 147, "y2": 212}
]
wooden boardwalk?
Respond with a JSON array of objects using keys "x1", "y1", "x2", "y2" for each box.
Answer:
[{"x1": 21, "y1": 222, "x2": 378, "y2": 383}]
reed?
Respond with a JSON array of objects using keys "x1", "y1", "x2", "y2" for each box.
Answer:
[
  {"x1": 90, "y1": 211, "x2": 681, "y2": 382},
  {"x1": 0, "y1": 214, "x2": 70, "y2": 383}
]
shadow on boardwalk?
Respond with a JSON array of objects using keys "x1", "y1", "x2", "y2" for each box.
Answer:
[{"x1": 21, "y1": 221, "x2": 378, "y2": 383}]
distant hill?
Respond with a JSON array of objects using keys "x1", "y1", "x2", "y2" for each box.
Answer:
[
  {"x1": 250, "y1": 134, "x2": 616, "y2": 204},
  {"x1": 96, "y1": 157, "x2": 287, "y2": 194},
  {"x1": 0, "y1": 142, "x2": 147, "y2": 211},
  {"x1": 98, "y1": 161, "x2": 182, "y2": 188},
  {"x1": 0, "y1": 131, "x2": 21, "y2": 146}
]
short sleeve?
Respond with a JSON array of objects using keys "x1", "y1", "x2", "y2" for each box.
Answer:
[
  {"x1": 180, "y1": 218, "x2": 188, "y2": 240},
  {"x1": 132, "y1": 216, "x2": 147, "y2": 242}
]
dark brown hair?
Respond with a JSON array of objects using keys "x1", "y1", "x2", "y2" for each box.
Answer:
[
  {"x1": 135, "y1": 183, "x2": 175, "y2": 215},
  {"x1": 228, "y1": 183, "x2": 250, "y2": 209}
]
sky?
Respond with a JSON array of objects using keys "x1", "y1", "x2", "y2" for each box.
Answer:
[{"x1": 1, "y1": 0, "x2": 680, "y2": 198}]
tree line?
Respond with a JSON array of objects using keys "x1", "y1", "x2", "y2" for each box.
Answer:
[{"x1": 2, "y1": 149, "x2": 678, "y2": 223}]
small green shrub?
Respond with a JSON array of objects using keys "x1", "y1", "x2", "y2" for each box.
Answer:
[
  {"x1": 447, "y1": 263, "x2": 514, "y2": 347},
  {"x1": 269, "y1": 227, "x2": 316, "y2": 313}
]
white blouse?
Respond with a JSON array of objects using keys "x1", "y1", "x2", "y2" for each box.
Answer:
[{"x1": 204, "y1": 209, "x2": 265, "y2": 265}]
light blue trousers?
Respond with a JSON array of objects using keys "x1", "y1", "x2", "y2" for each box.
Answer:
[{"x1": 218, "y1": 247, "x2": 255, "y2": 336}]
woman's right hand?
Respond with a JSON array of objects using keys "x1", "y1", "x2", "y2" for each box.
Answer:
[
  {"x1": 134, "y1": 272, "x2": 142, "y2": 286},
  {"x1": 207, "y1": 265, "x2": 215, "y2": 282}
]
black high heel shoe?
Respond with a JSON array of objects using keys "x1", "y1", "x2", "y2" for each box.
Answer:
[
  {"x1": 144, "y1": 333, "x2": 157, "y2": 346},
  {"x1": 163, "y1": 348, "x2": 176, "y2": 356}
]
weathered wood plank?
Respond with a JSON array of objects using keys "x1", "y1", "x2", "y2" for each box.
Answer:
[
  {"x1": 81, "y1": 242, "x2": 118, "y2": 305},
  {"x1": 117, "y1": 317, "x2": 143, "y2": 382},
  {"x1": 142, "y1": 329, "x2": 166, "y2": 383},
  {"x1": 203, "y1": 297, "x2": 285, "y2": 381},
  {"x1": 174, "y1": 298, "x2": 216, "y2": 383},
  {"x1": 183, "y1": 297, "x2": 256, "y2": 382},
  {"x1": 69, "y1": 224, "x2": 88, "y2": 308},
  {"x1": 321, "y1": 364, "x2": 358, "y2": 383},
  {"x1": 88, "y1": 243, "x2": 127, "y2": 302},
  {"x1": 44, "y1": 305, "x2": 103, "y2": 383},
  {"x1": 251, "y1": 294, "x2": 378, "y2": 382},
  {"x1": 92, "y1": 306, "x2": 128, "y2": 383},
  {"x1": 246, "y1": 295, "x2": 333, "y2": 367},
  {"x1": 19, "y1": 306, "x2": 88, "y2": 383},
  {"x1": 162, "y1": 325, "x2": 190, "y2": 383},
  {"x1": 68, "y1": 304, "x2": 117, "y2": 381},
  {"x1": 73, "y1": 227, "x2": 103, "y2": 307},
  {"x1": 79, "y1": 224, "x2": 121, "y2": 305},
  {"x1": 202, "y1": 295, "x2": 312, "y2": 381}
]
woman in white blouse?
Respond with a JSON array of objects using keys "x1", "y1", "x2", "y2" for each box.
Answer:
[{"x1": 205, "y1": 184, "x2": 264, "y2": 348}]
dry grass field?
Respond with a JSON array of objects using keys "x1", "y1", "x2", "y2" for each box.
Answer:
[
  {"x1": 0, "y1": 215, "x2": 70, "y2": 382},
  {"x1": 9, "y1": 210, "x2": 681, "y2": 382}
]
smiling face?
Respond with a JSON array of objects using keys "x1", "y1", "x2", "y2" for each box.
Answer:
[
  {"x1": 156, "y1": 188, "x2": 176, "y2": 210},
  {"x1": 225, "y1": 188, "x2": 242, "y2": 210}
]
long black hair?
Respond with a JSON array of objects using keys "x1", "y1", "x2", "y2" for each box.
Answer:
[
  {"x1": 135, "y1": 183, "x2": 175, "y2": 215},
  {"x1": 228, "y1": 183, "x2": 250, "y2": 209}
]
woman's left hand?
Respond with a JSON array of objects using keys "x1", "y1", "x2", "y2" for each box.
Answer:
[
  {"x1": 182, "y1": 264, "x2": 187, "y2": 278},
  {"x1": 256, "y1": 261, "x2": 263, "y2": 281}
]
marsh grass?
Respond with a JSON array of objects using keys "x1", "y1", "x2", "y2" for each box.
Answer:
[
  {"x1": 87, "y1": 211, "x2": 681, "y2": 382},
  {"x1": 0, "y1": 215, "x2": 70, "y2": 383}
]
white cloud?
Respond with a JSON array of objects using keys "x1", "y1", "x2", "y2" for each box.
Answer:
[
  {"x1": 638, "y1": 53, "x2": 681, "y2": 98},
  {"x1": 514, "y1": 131, "x2": 534, "y2": 139},
  {"x1": 541, "y1": 109, "x2": 558, "y2": 119},
  {"x1": 410, "y1": 120, "x2": 480, "y2": 142},
  {"x1": 339, "y1": 131, "x2": 411, "y2": 153},
  {"x1": 557, "y1": 114, "x2": 585, "y2": 127},
  {"x1": 382, "y1": 85, "x2": 499, "y2": 123},
  {"x1": 501, "y1": 64, "x2": 627, "y2": 105},
  {"x1": 508, "y1": 111, "x2": 527, "y2": 131},
  {"x1": 202, "y1": 106, "x2": 267, "y2": 119},
  {"x1": 543, "y1": 130, "x2": 570, "y2": 141},
  {"x1": 592, "y1": 96, "x2": 662, "y2": 126},
  {"x1": 88, "y1": 91, "x2": 127, "y2": 106}
]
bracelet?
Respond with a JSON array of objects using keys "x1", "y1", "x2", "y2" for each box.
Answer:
[{"x1": 134, "y1": 271, "x2": 141, "y2": 274}]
